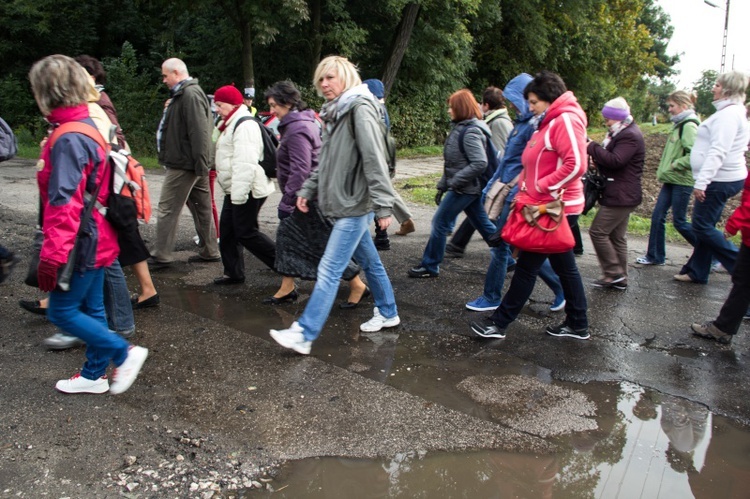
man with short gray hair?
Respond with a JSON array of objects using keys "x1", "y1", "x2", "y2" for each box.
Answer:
[{"x1": 150, "y1": 58, "x2": 220, "y2": 269}]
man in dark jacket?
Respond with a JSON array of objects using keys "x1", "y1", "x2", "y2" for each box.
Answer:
[{"x1": 151, "y1": 58, "x2": 220, "y2": 268}]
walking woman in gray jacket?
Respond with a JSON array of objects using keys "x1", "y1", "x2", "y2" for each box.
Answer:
[{"x1": 269, "y1": 56, "x2": 400, "y2": 354}]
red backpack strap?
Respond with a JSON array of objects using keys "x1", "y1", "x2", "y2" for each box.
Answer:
[{"x1": 48, "y1": 121, "x2": 108, "y2": 151}]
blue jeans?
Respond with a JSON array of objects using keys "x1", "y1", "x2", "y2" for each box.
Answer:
[
  {"x1": 299, "y1": 212, "x2": 397, "y2": 341},
  {"x1": 646, "y1": 183, "x2": 695, "y2": 263},
  {"x1": 482, "y1": 202, "x2": 563, "y2": 303},
  {"x1": 490, "y1": 249, "x2": 588, "y2": 331},
  {"x1": 47, "y1": 268, "x2": 130, "y2": 380},
  {"x1": 103, "y1": 259, "x2": 134, "y2": 333},
  {"x1": 680, "y1": 180, "x2": 744, "y2": 283},
  {"x1": 421, "y1": 191, "x2": 497, "y2": 273}
]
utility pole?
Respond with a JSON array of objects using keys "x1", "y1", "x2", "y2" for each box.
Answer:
[{"x1": 704, "y1": 0, "x2": 731, "y2": 72}]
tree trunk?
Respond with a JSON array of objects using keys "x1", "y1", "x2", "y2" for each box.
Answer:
[
  {"x1": 308, "y1": 0, "x2": 322, "y2": 78},
  {"x1": 241, "y1": 19, "x2": 255, "y2": 90},
  {"x1": 380, "y1": 2, "x2": 420, "y2": 97}
]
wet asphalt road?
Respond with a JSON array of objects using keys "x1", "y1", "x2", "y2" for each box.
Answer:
[{"x1": 0, "y1": 156, "x2": 747, "y2": 496}]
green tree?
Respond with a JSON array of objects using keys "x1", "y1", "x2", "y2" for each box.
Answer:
[
  {"x1": 693, "y1": 69, "x2": 719, "y2": 118},
  {"x1": 104, "y1": 42, "x2": 166, "y2": 156}
]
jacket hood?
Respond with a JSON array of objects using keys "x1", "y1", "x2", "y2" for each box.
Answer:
[
  {"x1": 543, "y1": 91, "x2": 587, "y2": 127},
  {"x1": 454, "y1": 117, "x2": 491, "y2": 138},
  {"x1": 279, "y1": 108, "x2": 318, "y2": 128},
  {"x1": 503, "y1": 73, "x2": 534, "y2": 122},
  {"x1": 337, "y1": 84, "x2": 380, "y2": 115}
]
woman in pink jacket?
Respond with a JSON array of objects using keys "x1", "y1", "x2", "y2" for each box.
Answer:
[
  {"x1": 29, "y1": 55, "x2": 147, "y2": 395},
  {"x1": 471, "y1": 71, "x2": 589, "y2": 341}
]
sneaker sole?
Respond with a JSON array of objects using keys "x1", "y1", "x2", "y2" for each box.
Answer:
[
  {"x1": 360, "y1": 317, "x2": 401, "y2": 333},
  {"x1": 109, "y1": 347, "x2": 149, "y2": 395},
  {"x1": 55, "y1": 381, "x2": 110, "y2": 394},
  {"x1": 465, "y1": 303, "x2": 499, "y2": 312},
  {"x1": 591, "y1": 282, "x2": 614, "y2": 289},
  {"x1": 43, "y1": 340, "x2": 85, "y2": 350},
  {"x1": 408, "y1": 272, "x2": 438, "y2": 278},
  {"x1": 470, "y1": 323, "x2": 506, "y2": 339},
  {"x1": 546, "y1": 329, "x2": 590, "y2": 340},
  {"x1": 549, "y1": 301, "x2": 566, "y2": 312},
  {"x1": 269, "y1": 329, "x2": 311, "y2": 354}
]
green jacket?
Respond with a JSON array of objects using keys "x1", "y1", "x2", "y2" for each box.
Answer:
[
  {"x1": 656, "y1": 115, "x2": 700, "y2": 186},
  {"x1": 299, "y1": 88, "x2": 394, "y2": 219},
  {"x1": 158, "y1": 79, "x2": 214, "y2": 176}
]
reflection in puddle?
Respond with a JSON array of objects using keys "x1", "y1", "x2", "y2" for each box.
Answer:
[
  {"x1": 155, "y1": 286, "x2": 750, "y2": 497},
  {"x1": 250, "y1": 383, "x2": 750, "y2": 498}
]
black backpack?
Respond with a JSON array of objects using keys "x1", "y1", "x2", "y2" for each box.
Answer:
[
  {"x1": 349, "y1": 100, "x2": 397, "y2": 178},
  {"x1": 233, "y1": 115, "x2": 280, "y2": 178}
]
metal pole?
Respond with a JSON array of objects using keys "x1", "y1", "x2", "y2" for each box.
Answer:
[{"x1": 720, "y1": 0, "x2": 730, "y2": 72}]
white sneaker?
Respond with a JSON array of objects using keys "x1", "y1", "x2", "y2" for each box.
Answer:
[
  {"x1": 109, "y1": 346, "x2": 148, "y2": 395},
  {"x1": 56, "y1": 373, "x2": 109, "y2": 394},
  {"x1": 360, "y1": 307, "x2": 400, "y2": 332},
  {"x1": 269, "y1": 321, "x2": 311, "y2": 355}
]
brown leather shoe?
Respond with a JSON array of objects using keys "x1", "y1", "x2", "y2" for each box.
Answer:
[{"x1": 394, "y1": 219, "x2": 415, "y2": 236}]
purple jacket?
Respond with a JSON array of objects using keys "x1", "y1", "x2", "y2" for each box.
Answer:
[
  {"x1": 276, "y1": 109, "x2": 321, "y2": 214},
  {"x1": 587, "y1": 123, "x2": 644, "y2": 207}
]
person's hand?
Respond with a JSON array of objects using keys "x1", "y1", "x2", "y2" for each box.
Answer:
[
  {"x1": 37, "y1": 259, "x2": 61, "y2": 292},
  {"x1": 377, "y1": 216, "x2": 392, "y2": 231},
  {"x1": 693, "y1": 189, "x2": 706, "y2": 203},
  {"x1": 296, "y1": 197, "x2": 309, "y2": 213},
  {"x1": 434, "y1": 189, "x2": 445, "y2": 206}
]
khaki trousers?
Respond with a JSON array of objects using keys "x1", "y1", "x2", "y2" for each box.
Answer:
[{"x1": 151, "y1": 168, "x2": 219, "y2": 263}]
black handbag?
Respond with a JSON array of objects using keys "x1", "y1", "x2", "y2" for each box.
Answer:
[{"x1": 582, "y1": 159, "x2": 607, "y2": 216}]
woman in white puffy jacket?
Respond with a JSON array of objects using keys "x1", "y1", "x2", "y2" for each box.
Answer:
[{"x1": 211, "y1": 85, "x2": 277, "y2": 285}]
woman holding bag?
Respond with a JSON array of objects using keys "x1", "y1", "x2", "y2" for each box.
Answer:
[
  {"x1": 587, "y1": 97, "x2": 645, "y2": 289},
  {"x1": 264, "y1": 80, "x2": 369, "y2": 308},
  {"x1": 471, "y1": 71, "x2": 589, "y2": 340}
]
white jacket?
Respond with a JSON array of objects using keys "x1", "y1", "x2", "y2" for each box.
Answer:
[
  {"x1": 690, "y1": 98, "x2": 749, "y2": 191},
  {"x1": 215, "y1": 105, "x2": 275, "y2": 204}
]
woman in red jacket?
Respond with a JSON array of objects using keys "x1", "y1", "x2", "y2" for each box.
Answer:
[
  {"x1": 29, "y1": 55, "x2": 147, "y2": 394},
  {"x1": 691, "y1": 175, "x2": 750, "y2": 344},
  {"x1": 471, "y1": 71, "x2": 589, "y2": 341}
]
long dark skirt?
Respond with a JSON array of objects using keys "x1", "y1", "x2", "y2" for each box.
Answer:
[{"x1": 274, "y1": 205, "x2": 360, "y2": 281}]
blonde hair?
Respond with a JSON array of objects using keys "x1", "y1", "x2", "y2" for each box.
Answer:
[
  {"x1": 667, "y1": 90, "x2": 695, "y2": 109},
  {"x1": 716, "y1": 71, "x2": 749, "y2": 100},
  {"x1": 29, "y1": 55, "x2": 90, "y2": 116},
  {"x1": 313, "y1": 56, "x2": 361, "y2": 98}
]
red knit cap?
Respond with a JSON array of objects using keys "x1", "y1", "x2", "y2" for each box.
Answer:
[{"x1": 214, "y1": 85, "x2": 243, "y2": 105}]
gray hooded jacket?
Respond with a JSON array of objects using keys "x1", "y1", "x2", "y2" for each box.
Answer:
[{"x1": 298, "y1": 85, "x2": 395, "y2": 219}]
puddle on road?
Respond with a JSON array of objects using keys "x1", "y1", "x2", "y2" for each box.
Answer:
[
  {"x1": 251, "y1": 384, "x2": 750, "y2": 498},
  {"x1": 157, "y1": 285, "x2": 750, "y2": 498}
]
